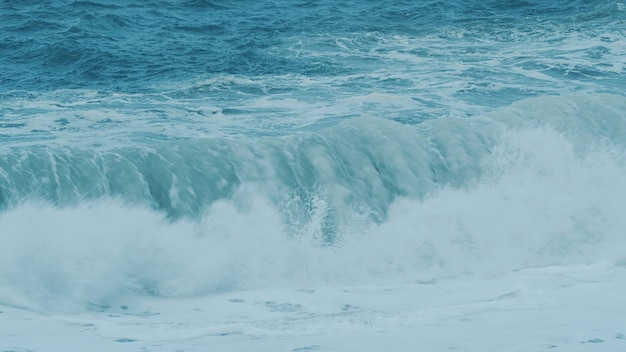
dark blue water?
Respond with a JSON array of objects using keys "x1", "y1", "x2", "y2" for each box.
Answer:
[{"x1": 2, "y1": 1, "x2": 624, "y2": 92}]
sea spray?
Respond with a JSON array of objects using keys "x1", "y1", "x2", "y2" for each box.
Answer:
[{"x1": 1, "y1": 94, "x2": 625, "y2": 313}]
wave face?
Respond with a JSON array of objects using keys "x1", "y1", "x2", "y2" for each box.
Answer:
[{"x1": 1, "y1": 1, "x2": 625, "y2": 313}]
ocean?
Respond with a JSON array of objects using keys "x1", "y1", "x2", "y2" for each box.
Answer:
[{"x1": 1, "y1": 1, "x2": 626, "y2": 351}]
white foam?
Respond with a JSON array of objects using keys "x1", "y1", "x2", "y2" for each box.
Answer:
[
  {"x1": 2, "y1": 263, "x2": 625, "y2": 351},
  {"x1": 1, "y1": 107, "x2": 625, "y2": 313}
]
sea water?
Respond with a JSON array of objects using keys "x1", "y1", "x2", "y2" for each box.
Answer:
[{"x1": 1, "y1": 1, "x2": 626, "y2": 351}]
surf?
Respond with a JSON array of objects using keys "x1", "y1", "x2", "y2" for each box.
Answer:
[{"x1": 1, "y1": 93, "x2": 625, "y2": 313}]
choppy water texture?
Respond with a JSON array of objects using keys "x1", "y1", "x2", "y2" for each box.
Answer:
[{"x1": 0, "y1": 0, "x2": 626, "y2": 311}]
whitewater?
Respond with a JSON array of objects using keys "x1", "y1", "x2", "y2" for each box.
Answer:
[{"x1": 1, "y1": 1, "x2": 626, "y2": 351}]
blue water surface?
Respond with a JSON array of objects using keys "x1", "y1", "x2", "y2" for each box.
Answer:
[{"x1": 1, "y1": 0, "x2": 623, "y2": 92}]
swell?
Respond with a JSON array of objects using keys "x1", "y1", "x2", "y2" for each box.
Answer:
[
  {"x1": 0, "y1": 116, "x2": 495, "y2": 225},
  {"x1": 1, "y1": 93, "x2": 624, "y2": 229}
]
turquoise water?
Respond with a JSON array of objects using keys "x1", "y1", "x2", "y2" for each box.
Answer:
[{"x1": 1, "y1": 1, "x2": 625, "y2": 310}]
